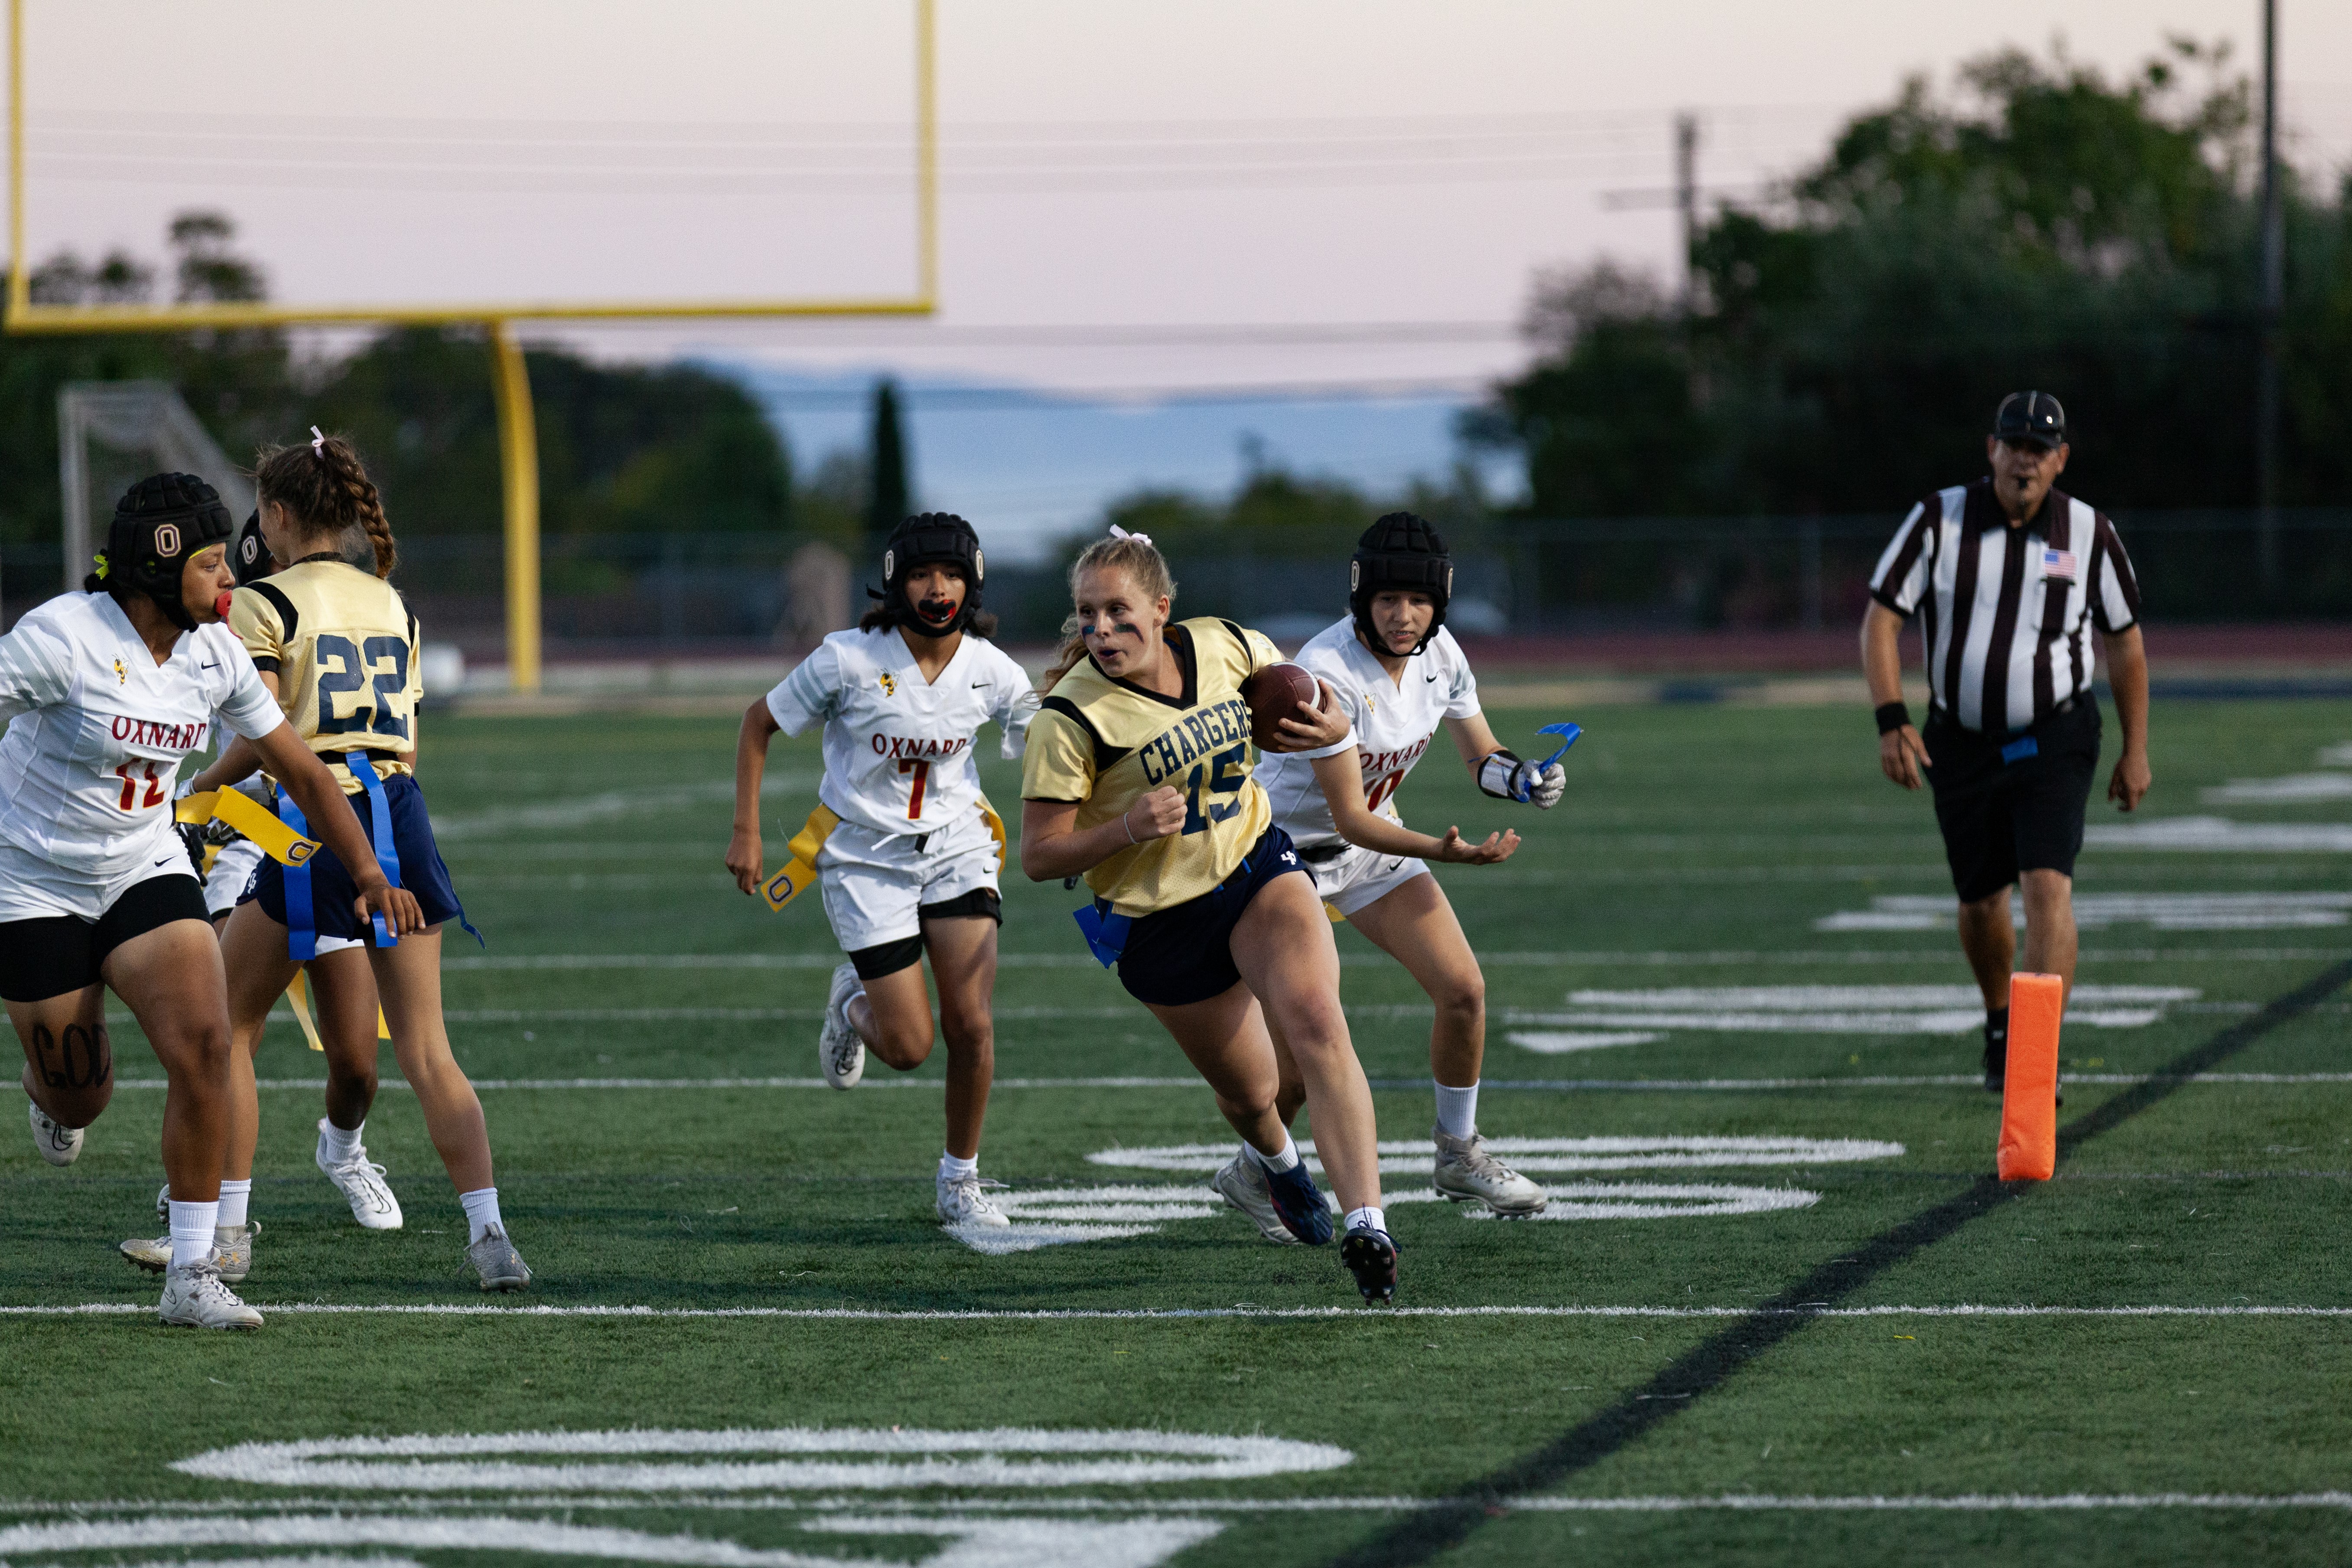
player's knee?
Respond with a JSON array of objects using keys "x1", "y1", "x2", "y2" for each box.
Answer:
[
  {"x1": 1433, "y1": 966, "x2": 1484, "y2": 1024},
  {"x1": 1273, "y1": 996, "x2": 1350, "y2": 1060},
  {"x1": 159, "y1": 1017, "x2": 233, "y2": 1083}
]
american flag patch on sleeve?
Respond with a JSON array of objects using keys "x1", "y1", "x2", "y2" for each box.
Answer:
[{"x1": 2043, "y1": 547, "x2": 2078, "y2": 582}]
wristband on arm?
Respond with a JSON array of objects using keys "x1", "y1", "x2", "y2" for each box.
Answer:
[
  {"x1": 1875, "y1": 702, "x2": 1912, "y2": 736},
  {"x1": 1475, "y1": 749, "x2": 1525, "y2": 801}
]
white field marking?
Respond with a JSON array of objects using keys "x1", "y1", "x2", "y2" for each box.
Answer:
[
  {"x1": 1516, "y1": 982, "x2": 2194, "y2": 1037},
  {"x1": 1456, "y1": 1182, "x2": 1820, "y2": 1220},
  {"x1": 2205, "y1": 773, "x2": 2352, "y2": 804},
  {"x1": 1818, "y1": 893, "x2": 2352, "y2": 933},
  {"x1": 11, "y1": 1303, "x2": 2352, "y2": 1321},
  {"x1": 435, "y1": 947, "x2": 2349, "y2": 971},
  {"x1": 1506, "y1": 1031, "x2": 1666, "y2": 1054},
  {"x1": 1087, "y1": 1135, "x2": 1904, "y2": 1177},
  {"x1": 2084, "y1": 815, "x2": 2352, "y2": 852},
  {"x1": 431, "y1": 772, "x2": 817, "y2": 843},
  {"x1": 17, "y1": 1494, "x2": 2352, "y2": 1519},
  {"x1": 0, "y1": 1512, "x2": 1219, "y2": 1568},
  {"x1": 2324, "y1": 743, "x2": 2352, "y2": 766},
  {"x1": 172, "y1": 1428, "x2": 1353, "y2": 1495},
  {"x1": 103, "y1": 1070, "x2": 2352, "y2": 1096},
  {"x1": 943, "y1": 1175, "x2": 1830, "y2": 1252}
]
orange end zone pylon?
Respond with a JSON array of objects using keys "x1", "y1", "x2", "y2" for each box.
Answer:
[{"x1": 1996, "y1": 972, "x2": 2064, "y2": 1180}]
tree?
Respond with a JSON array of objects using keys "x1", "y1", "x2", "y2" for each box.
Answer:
[
  {"x1": 1478, "y1": 39, "x2": 2350, "y2": 517},
  {"x1": 865, "y1": 378, "x2": 910, "y2": 546}
]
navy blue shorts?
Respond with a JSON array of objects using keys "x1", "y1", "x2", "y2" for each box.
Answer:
[
  {"x1": 244, "y1": 772, "x2": 467, "y2": 945},
  {"x1": 1115, "y1": 824, "x2": 1308, "y2": 1007}
]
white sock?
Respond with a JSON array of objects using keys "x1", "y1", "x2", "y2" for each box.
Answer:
[
  {"x1": 1344, "y1": 1205, "x2": 1387, "y2": 1237},
  {"x1": 1248, "y1": 1132, "x2": 1302, "y2": 1174},
  {"x1": 1434, "y1": 1080, "x2": 1480, "y2": 1141},
  {"x1": 319, "y1": 1119, "x2": 363, "y2": 1165},
  {"x1": 459, "y1": 1186, "x2": 503, "y2": 1245},
  {"x1": 215, "y1": 1179, "x2": 252, "y2": 1230},
  {"x1": 939, "y1": 1151, "x2": 979, "y2": 1183},
  {"x1": 169, "y1": 1200, "x2": 220, "y2": 1269}
]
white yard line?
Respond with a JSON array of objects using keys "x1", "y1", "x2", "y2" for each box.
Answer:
[
  {"x1": 102, "y1": 1072, "x2": 2352, "y2": 1092},
  {"x1": 7, "y1": 1303, "x2": 2352, "y2": 1321},
  {"x1": 10, "y1": 1491, "x2": 2352, "y2": 1518}
]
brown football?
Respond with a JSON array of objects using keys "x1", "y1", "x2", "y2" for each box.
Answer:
[{"x1": 1245, "y1": 661, "x2": 1323, "y2": 750}]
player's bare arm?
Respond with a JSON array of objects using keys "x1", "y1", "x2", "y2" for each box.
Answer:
[
  {"x1": 1862, "y1": 600, "x2": 1930, "y2": 789},
  {"x1": 2102, "y1": 622, "x2": 2153, "y2": 811},
  {"x1": 1310, "y1": 747, "x2": 1517, "y2": 865},
  {"x1": 1018, "y1": 791, "x2": 1187, "y2": 883},
  {"x1": 725, "y1": 697, "x2": 783, "y2": 895}
]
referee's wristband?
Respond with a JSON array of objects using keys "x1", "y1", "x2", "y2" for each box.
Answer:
[{"x1": 1874, "y1": 702, "x2": 1913, "y2": 736}]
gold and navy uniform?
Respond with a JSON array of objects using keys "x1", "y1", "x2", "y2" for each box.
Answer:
[
  {"x1": 229, "y1": 560, "x2": 421, "y2": 793},
  {"x1": 1021, "y1": 617, "x2": 1284, "y2": 917}
]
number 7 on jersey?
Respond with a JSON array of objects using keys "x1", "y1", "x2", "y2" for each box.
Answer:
[{"x1": 897, "y1": 756, "x2": 930, "y2": 819}]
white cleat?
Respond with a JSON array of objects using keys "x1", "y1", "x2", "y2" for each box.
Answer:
[
  {"x1": 466, "y1": 1223, "x2": 533, "y2": 1292},
  {"x1": 1431, "y1": 1125, "x2": 1548, "y2": 1217},
  {"x1": 158, "y1": 1260, "x2": 263, "y2": 1330},
  {"x1": 936, "y1": 1171, "x2": 1011, "y2": 1229},
  {"x1": 819, "y1": 961, "x2": 867, "y2": 1090},
  {"x1": 316, "y1": 1120, "x2": 403, "y2": 1230},
  {"x1": 154, "y1": 1181, "x2": 171, "y2": 1223},
  {"x1": 124, "y1": 1224, "x2": 258, "y2": 1284},
  {"x1": 28, "y1": 1100, "x2": 81, "y2": 1166},
  {"x1": 1211, "y1": 1148, "x2": 1302, "y2": 1245}
]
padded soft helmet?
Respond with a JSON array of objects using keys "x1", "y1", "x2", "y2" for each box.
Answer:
[
  {"x1": 230, "y1": 511, "x2": 275, "y2": 586},
  {"x1": 1348, "y1": 511, "x2": 1452, "y2": 656},
  {"x1": 876, "y1": 512, "x2": 984, "y2": 638},
  {"x1": 96, "y1": 473, "x2": 235, "y2": 631}
]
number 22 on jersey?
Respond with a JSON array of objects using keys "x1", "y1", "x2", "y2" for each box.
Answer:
[{"x1": 314, "y1": 633, "x2": 411, "y2": 738}]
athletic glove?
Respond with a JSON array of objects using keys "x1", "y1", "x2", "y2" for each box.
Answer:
[{"x1": 1477, "y1": 750, "x2": 1567, "y2": 810}]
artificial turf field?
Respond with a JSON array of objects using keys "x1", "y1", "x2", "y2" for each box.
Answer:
[{"x1": 7, "y1": 694, "x2": 2352, "y2": 1568}]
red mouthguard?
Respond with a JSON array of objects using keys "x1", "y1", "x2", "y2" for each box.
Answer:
[{"x1": 215, "y1": 591, "x2": 236, "y2": 621}]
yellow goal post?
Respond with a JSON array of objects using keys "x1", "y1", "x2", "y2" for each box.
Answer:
[{"x1": 4, "y1": 0, "x2": 939, "y2": 690}]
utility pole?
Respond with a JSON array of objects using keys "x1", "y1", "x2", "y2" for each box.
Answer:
[
  {"x1": 2256, "y1": 0, "x2": 2283, "y2": 592},
  {"x1": 1675, "y1": 112, "x2": 1700, "y2": 313}
]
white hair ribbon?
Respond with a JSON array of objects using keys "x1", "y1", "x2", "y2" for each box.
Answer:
[
  {"x1": 310, "y1": 425, "x2": 327, "y2": 455},
  {"x1": 1108, "y1": 524, "x2": 1153, "y2": 547}
]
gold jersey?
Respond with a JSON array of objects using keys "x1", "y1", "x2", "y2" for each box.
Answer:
[
  {"x1": 229, "y1": 559, "x2": 421, "y2": 794},
  {"x1": 1021, "y1": 616, "x2": 1282, "y2": 917}
]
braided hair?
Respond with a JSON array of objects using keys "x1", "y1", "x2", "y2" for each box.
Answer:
[{"x1": 251, "y1": 431, "x2": 396, "y2": 578}]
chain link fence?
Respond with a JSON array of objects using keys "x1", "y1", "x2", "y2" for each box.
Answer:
[{"x1": 5, "y1": 508, "x2": 2344, "y2": 657}]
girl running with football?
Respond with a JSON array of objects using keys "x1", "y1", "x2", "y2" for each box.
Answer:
[
  {"x1": 1252, "y1": 513, "x2": 1563, "y2": 1223},
  {"x1": 189, "y1": 432, "x2": 529, "y2": 1291},
  {"x1": 727, "y1": 514, "x2": 1035, "y2": 1231},
  {"x1": 1018, "y1": 528, "x2": 1402, "y2": 1302},
  {"x1": 4, "y1": 473, "x2": 416, "y2": 1329}
]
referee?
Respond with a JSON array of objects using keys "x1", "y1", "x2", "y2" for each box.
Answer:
[{"x1": 1862, "y1": 391, "x2": 2153, "y2": 1090}]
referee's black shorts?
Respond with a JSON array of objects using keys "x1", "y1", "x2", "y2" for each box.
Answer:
[{"x1": 1923, "y1": 695, "x2": 2102, "y2": 903}]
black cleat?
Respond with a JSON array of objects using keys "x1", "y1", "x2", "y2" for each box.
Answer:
[
  {"x1": 1340, "y1": 1226, "x2": 1399, "y2": 1304},
  {"x1": 1982, "y1": 1010, "x2": 2009, "y2": 1094}
]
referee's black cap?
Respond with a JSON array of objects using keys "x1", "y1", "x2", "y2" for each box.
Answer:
[{"x1": 1993, "y1": 390, "x2": 2067, "y2": 449}]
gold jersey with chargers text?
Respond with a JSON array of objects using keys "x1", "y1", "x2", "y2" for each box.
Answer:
[
  {"x1": 1021, "y1": 617, "x2": 1282, "y2": 917},
  {"x1": 228, "y1": 559, "x2": 421, "y2": 794}
]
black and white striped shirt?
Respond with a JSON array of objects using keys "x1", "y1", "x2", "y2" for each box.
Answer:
[{"x1": 1870, "y1": 479, "x2": 2140, "y2": 734}]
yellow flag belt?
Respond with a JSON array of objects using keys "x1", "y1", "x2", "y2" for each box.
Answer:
[
  {"x1": 762, "y1": 800, "x2": 1008, "y2": 913},
  {"x1": 175, "y1": 789, "x2": 319, "y2": 866}
]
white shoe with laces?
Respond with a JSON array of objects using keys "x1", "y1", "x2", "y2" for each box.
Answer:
[
  {"x1": 158, "y1": 1259, "x2": 263, "y2": 1330},
  {"x1": 819, "y1": 961, "x2": 867, "y2": 1090},
  {"x1": 1211, "y1": 1149, "x2": 1302, "y2": 1245},
  {"x1": 1431, "y1": 1124, "x2": 1548, "y2": 1217},
  {"x1": 316, "y1": 1120, "x2": 403, "y2": 1230},
  {"x1": 28, "y1": 1100, "x2": 81, "y2": 1166},
  {"x1": 936, "y1": 1171, "x2": 1011, "y2": 1229},
  {"x1": 465, "y1": 1223, "x2": 533, "y2": 1292}
]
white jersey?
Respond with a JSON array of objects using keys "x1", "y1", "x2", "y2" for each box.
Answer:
[
  {"x1": 765, "y1": 625, "x2": 1037, "y2": 838},
  {"x1": 0, "y1": 591, "x2": 283, "y2": 879},
  {"x1": 1257, "y1": 619, "x2": 1480, "y2": 849}
]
